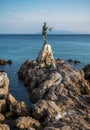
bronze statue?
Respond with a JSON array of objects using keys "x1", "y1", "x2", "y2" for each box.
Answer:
[{"x1": 42, "y1": 22, "x2": 53, "y2": 44}]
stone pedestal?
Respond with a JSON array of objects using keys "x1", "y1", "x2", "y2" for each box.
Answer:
[{"x1": 37, "y1": 43, "x2": 56, "y2": 68}]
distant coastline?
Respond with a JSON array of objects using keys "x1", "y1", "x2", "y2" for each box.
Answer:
[{"x1": 0, "y1": 34, "x2": 90, "y2": 35}]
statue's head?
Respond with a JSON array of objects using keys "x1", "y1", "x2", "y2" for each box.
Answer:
[{"x1": 44, "y1": 22, "x2": 46, "y2": 25}]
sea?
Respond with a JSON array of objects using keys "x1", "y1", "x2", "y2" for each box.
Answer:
[{"x1": 0, "y1": 34, "x2": 90, "y2": 105}]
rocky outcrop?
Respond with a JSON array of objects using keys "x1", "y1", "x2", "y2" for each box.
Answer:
[
  {"x1": 14, "y1": 116, "x2": 41, "y2": 129},
  {"x1": 0, "y1": 124, "x2": 10, "y2": 130},
  {"x1": 37, "y1": 44, "x2": 56, "y2": 68},
  {"x1": 9, "y1": 100, "x2": 30, "y2": 116},
  {"x1": 44, "y1": 127, "x2": 60, "y2": 130},
  {"x1": 83, "y1": 64, "x2": 90, "y2": 83},
  {"x1": 0, "y1": 113, "x2": 5, "y2": 122},
  {"x1": 67, "y1": 59, "x2": 80, "y2": 64},
  {"x1": 0, "y1": 99, "x2": 7, "y2": 113},
  {"x1": 0, "y1": 72, "x2": 9, "y2": 98},
  {"x1": 0, "y1": 59, "x2": 12, "y2": 65},
  {"x1": 0, "y1": 71, "x2": 34, "y2": 129},
  {"x1": 18, "y1": 55, "x2": 90, "y2": 130}
]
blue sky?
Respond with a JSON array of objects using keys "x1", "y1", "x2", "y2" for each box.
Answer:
[{"x1": 0, "y1": 0, "x2": 90, "y2": 34}]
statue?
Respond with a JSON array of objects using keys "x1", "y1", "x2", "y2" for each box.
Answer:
[{"x1": 42, "y1": 22, "x2": 53, "y2": 44}]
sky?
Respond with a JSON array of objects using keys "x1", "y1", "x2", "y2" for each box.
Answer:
[{"x1": 0, "y1": 0, "x2": 90, "y2": 34}]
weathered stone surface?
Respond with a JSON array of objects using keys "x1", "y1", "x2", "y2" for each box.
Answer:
[
  {"x1": 0, "y1": 113, "x2": 5, "y2": 122},
  {"x1": 18, "y1": 57, "x2": 90, "y2": 130},
  {"x1": 0, "y1": 59, "x2": 7, "y2": 65},
  {"x1": 0, "y1": 124, "x2": 10, "y2": 130},
  {"x1": 32, "y1": 100, "x2": 62, "y2": 122},
  {"x1": 30, "y1": 72, "x2": 62, "y2": 103},
  {"x1": 0, "y1": 72, "x2": 32, "y2": 129},
  {"x1": 61, "y1": 126, "x2": 71, "y2": 130},
  {"x1": 44, "y1": 127, "x2": 60, "y2": 130},
  {"x1": 0, "y1": 72, "x2": 9, "y2": 98},
  {"x1": 15, "y1": 116, "x2": 40, "y2": 129},
  {"x1": 83, "y1": 64, "x2": 90, "y2": 83},
  {"x1": 7, "y1": 93, "x2": 16, "y2": 104},
  {"x1": 7, "y1": 60, "x2": 12, "y2": 65},
  {"x1": 17, "y1": 39, "x2": 90, "y2": 130},
  {"x1": 0, "y1": 99, "x2": 7, "y2": 113},
  {"x1": 37, "y1": 44, "x2": 56, "y2": 67},
  {"x1": 67, "y1": 59, "x2": 80, "y2": 64},
  {"x1": 0, "y1": 59, "x2": 12, "y2": 66},
  {"x1": 9, "y1": 101, "x2": 30, "y2": 116},
  {"x1": 27, "y1": 128, "x2": 36, "y2": 130}
]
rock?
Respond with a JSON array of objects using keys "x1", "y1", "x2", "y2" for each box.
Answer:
[
  {"x1": 83, "y1": 64, "x2": 90, "y2": 82},
  {"x1": 74, "y1": 60, "x2": 80, "y2": 64},
  {"x1": 27, "y1": 128, "x2": 36, "y2": 130},
  {"x1": 0, "y1": 124, "x2": 10, "y2": 130},
  {"x1": 0, "y1": 72, "x2": 9, "y2": 98},
  {"x1": 44, "y1": 127, "x2": 60, "y2": 130},
  {"x1": 18, "y1": 55, "x2": 90, "y2": 129},
  {"x1": 32, "y1": 100, "x2": 62, "y2": 124},
  {"x1": 7, "y1": 60, "x2": 12, "y2": 65},
  {"x1": 15, "y1": 116, "x2": 40, "y2": 129},
  {"x1": 0, "y1": 113, "x2": 5, "y2": 122},
  {"x1": 67, "y1": 59, "x2": 73, "y2": 63},
  {"x1": 0, "y1": 99, "x2": 7, "y2": 113},
  {"x1": 9, "y1": 101, "x2": 30, "y2": 116},
  {"x1": 7, "y1": 93, "x2": 16, "y2": 104},
  {"x1": 61, "y1": 126, "x2": 71, "y2": 130},
  {"x1": 30, "y1": 72, "x2": 62, "y2": 103},
  {"x1": 0, "y1": 59, "x2": 7, "y2": 65},
  {"x1": 37, "y1": 44, "x2": 56, "y2": 67},
  {"x1": 67, "y1": 59, "x2": 80, "y2": 64}
]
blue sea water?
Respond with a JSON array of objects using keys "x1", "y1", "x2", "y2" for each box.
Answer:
[{"x1": 0, "y1": 34, "x2": 90, "y2": 105}]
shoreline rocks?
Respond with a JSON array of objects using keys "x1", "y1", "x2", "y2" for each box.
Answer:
[
  {"x1": 0, "y1": 71, "x2": 38, "y2": 130},
  {"x1": 18, "y1": 57, "x2": 90, "y2": 130},
  {"x1": 0, "y1": 59, "x2": 12, "y2": 66},
  {"x1": 67, "y1": 59, "x2": 80, "y2": 64},
  {"x1": 83, "y1": 64, "x2": 90, "y2": 83},
  {"x1": 0, "y1": 124, "x2": 10, "y2": 130}
]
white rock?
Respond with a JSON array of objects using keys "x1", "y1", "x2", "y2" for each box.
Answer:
[
  {"x1": 55, "y1": 114, "x2": 63, "y2": 121},
  {"x1": 37, "y1": 44, "x2": 56, "y2": 67}
]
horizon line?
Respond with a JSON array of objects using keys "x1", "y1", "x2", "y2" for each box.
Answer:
[{"x1": 0, "y1": 33, "x2": 90, "y2": 35}]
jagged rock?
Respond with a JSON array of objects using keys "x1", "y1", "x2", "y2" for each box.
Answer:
[
  {"x1": 67, "y1": 59, "x2": 73, "y2": 63},
  {"x1": 67, "y1": 59, "x2": 80, "y2": 64},
  {"x1": 9, "y1": 101, "x2": 30, "y2": 116},
  {"x1": 0, "y1": 113, "x2": 5, "y2": 122},
  {"x1": 14, "y1": 116, "x2": 40, "y2": 129},
  {"x1": 0, "y1": 72, "x2": 9, "y2": 98},
  {"x1": 18, "y1": 59, "x2": 31, "y2": 79},
  {"x1": 74, "y1": 60, "x2": 80, "y2": 64},
  {"x1": 18, "y1": 57, "x2": 90, "y2": 129},
  {"x1": 0, "y1": 59, "x2": 12, "y2": 66},
  {"x1": 30, "y1": 72, "x2": 62, "y2": 103},
  {"x1": 7, "y1": 93, "x2": 16, "y2": 104},
  {"x1": 0, "y1": 59, "x2": 7, "y2": 65},
  {"x1": 27, "y1": 128, "x2": 36, "y2": 130},
  {"x1": 0, "y1": 124, "x2": 10, "y2": 130},
  {"x1": 0, "y1": 99, "x2": 7, "y2": 113},
  {"x1": 32, "y1": 100, "x2": 62, "y2": 124},
  {"x1": 44, "y1": 127, "x2": 60, "y2": 130},
  {"x1": 7, "y1": 60, "x2": 12, "y2": 65},
  {"x1": 61, "y1": 126, "x2": 71, "y2": 130},
  {"x1": 18, "y1": 48, "x2": 90, "y2": 130},
  {"x1": 37, "y1": 44, "x2": 56, "y2": 67},
  {"x1": 83, "y1": 64, "x2": 90, "y2": 82}
]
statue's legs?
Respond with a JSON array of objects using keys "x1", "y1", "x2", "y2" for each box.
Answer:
[{"x1": 43, "y1": 34, "x2": 47, "y2": 44}]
